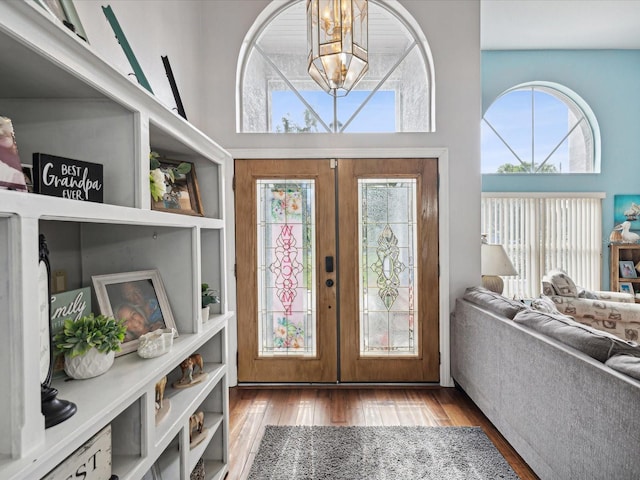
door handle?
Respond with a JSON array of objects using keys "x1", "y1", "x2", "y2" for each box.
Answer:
[{"x1": 325, "y1": 279, "x2": 334, "y2": 287}]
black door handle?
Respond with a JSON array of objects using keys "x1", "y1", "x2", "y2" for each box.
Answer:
[{"x1": 325, "y1": 279, "x2": 334, "y2": 287}]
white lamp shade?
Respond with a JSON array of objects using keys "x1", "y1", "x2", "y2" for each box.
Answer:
[{"x1": 481, "y1": 243, "x2": 517, "y2": 276}]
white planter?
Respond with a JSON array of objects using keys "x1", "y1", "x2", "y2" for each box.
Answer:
[
  {"x1": 64, "y1": 349, "x2": 115, "y2": 380},
  {"x1": 201, "y1": 306, "x2": 210, "y2": 323}
]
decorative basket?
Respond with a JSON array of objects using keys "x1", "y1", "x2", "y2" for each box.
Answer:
[{"x1": 137, "y1": 328, "x2": 176, "y2": 359}]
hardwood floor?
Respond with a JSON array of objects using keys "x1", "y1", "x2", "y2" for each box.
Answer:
[{"x1": 228, "y1": 386, "x2": 539, "y2": 480}]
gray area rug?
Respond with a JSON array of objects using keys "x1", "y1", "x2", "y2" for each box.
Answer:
[{"x1": 248, "y1": 425, "x2": 520, "y2": 479}]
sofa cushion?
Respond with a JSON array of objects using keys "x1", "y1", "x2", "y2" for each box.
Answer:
[
  {"x1": 513, "y1": 309, "x2": 640, "y2": 362},
  {"x1": 544, "y1": 269, "x2": 578, "y2": 297},
  {"x1": 463, "y1": 286, "x2": 528, "y2": 320},
  {"x1": 531, "y1": 295, "x2": 558, "y2": 314},
  {"x1": 605, "y1": 354, "x2": 640, "y2": 381}
]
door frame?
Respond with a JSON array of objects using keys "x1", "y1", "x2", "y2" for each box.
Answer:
[{"x1": 227, "y1": 147, "x2": 452, "y2": 387}]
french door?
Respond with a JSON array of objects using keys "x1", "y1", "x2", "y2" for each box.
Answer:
[{"x1": 235, "y1": 158, "x2": 439, "y2": 383}]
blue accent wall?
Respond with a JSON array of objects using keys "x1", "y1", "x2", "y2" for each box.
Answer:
[{"x1": 482, "y1": 50, "x2": 640, "y2": 289}]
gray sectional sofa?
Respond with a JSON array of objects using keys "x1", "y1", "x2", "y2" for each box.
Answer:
[{"x1": 451, "y1": 287, "x2": 640, "y2": 480}]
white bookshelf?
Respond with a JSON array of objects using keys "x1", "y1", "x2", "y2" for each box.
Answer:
[{"x1": 0, "y1": 2, "x2": 231, "y2": 479}]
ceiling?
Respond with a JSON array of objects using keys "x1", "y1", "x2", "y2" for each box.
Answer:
[{"x1": 481, "y1": 0, "x2": 640, "y2": 50}]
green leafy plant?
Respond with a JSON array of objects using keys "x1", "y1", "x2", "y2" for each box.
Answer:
[
  {"x1": 54, "y1": 313, "x2": 127, "y2": 358},
  {"x1": 202, "y1": 283, "x2": 220, "y2": 308},
  {"x1": 149, "y1": 151, "x2": 192, "y2": 202}
]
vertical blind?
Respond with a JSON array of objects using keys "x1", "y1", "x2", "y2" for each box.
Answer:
[{"x1": 481, "y1": 193, "x2": 604, "y2": 299}]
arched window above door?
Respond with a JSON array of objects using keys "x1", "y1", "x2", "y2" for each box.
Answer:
[{"x1": 237, "y1": 0, "x2": 434, "y2": 133}]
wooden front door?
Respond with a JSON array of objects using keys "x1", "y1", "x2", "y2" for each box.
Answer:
[{"x1": 235, "y1": 158, "x2": 439, "y2": 383}]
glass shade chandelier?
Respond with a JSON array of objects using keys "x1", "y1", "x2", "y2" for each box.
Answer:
[{"x1": 307, "y1": 0, "x2": 369, "y2": 97}]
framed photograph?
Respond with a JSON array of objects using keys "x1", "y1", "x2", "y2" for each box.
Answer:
[
  {"x1": 92, "y1": 270, "x2": 177, "y2": 356},
  {"x1": 21, "y1": 164, "x2": 33, "y2": 193},
  {"x1": 619, "y1": 282, "x2": 634, "y2": 294},
  {"x1": 35, "y1": 0, "x2": 88, "y2": 42},
  {"x1": 619, "y1": 260, "x2": 637, "y2": 279},
  {"x1": 150, "y1": 158, "x2": 204, "y2": 216}
]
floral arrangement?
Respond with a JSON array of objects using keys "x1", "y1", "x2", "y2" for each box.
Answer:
[{"x1": 149, "y1": 151, "x2": 191, "y2": 202}]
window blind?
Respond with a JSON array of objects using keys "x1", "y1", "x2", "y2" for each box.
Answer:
[{"x1": 481, "y1": 193, "x2": 604, "y2": 299}]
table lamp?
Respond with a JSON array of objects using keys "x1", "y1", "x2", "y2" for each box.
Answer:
[{"x1": 481, "y1": 240, "x2": 517, "y2": 294}]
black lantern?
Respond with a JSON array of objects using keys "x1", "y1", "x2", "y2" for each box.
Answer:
[{"x1": 39, "y1": 234, "x2": 76, "y2": 428}]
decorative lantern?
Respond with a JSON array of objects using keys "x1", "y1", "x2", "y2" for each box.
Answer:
[{"x1": 307, "y1": 0, "x2": 368, "y2": 97}]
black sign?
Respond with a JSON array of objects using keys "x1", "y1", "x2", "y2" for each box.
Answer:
[{"x1": 33, "y1": 153, "x2": 103, "y2": 203}]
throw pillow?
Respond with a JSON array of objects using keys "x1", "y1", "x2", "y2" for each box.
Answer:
[
  {"x1": 463, "y1": 286, "x2": 528, "y2": 320},
  {"x1": 605, "y1": 354, "x2": 640, "y2": 381},
  {"x1": 531, "y1": 296, "x2": 558, "y2": 313},
  {"x1": 544, "y1": 269, "x2": 578, "y2": 297},
  {"x1": 513, "y1": 309, "x2": 640, "y2": 362}
]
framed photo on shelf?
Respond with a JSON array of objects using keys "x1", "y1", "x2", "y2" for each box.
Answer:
[
  {"x1": 150, "y1": 158, "x2": 204, "y2": 216},
  {"x1": 619, "y1": 282, "x2": 634, "y2": 295},
  {"x1": 619, "y1": 260, "x2": 638, "y2": 279},
  {"x1": 92, "y1": 270, "x2": 177, "y2": 356}
]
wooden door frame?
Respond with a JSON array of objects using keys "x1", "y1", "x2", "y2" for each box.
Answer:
[{"x1": 228, "y1": 148, "x2": 452, "y2": 387}]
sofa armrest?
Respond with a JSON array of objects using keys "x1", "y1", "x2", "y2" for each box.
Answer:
[
  {"x1": 551, "y1": 295, "x2": 640, "y2": 342},
  {"x1": 590, "y1": 290, "x2": 635, "y2": 303}
]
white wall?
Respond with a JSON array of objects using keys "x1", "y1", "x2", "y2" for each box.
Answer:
[{"x1": 72, "y1": 0, "x2": 481, "y2": 386}]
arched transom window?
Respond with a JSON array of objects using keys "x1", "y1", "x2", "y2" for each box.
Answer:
[
  {"x1": 482, "y1": 84, "x2": 599, "y2": 173},
  {"x1": 238, "y1": 0, "x2": 434, "y2": 133}
]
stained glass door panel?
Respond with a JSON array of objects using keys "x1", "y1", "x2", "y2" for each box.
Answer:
[
  {"x1": 257, "y1": 180, "x2": 316, "y2": 356},
  {"x1": 359, "y1": 179, "x2": 418, "y2": 356}
]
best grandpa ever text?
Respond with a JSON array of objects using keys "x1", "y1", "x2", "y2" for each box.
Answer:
[{"x1": 42, "y1": 162, "x2": 102, "y2": 200}]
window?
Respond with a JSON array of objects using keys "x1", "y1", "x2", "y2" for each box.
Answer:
[
  {"x1": 238, "y1": 0, "x2": 434, "y2": 133},
  {"x1": 482, "y1": 84, "x2": 599, "y2": 173},
  {"x1": 481, "y1": 193, "x2": 604, "y2": 298}
]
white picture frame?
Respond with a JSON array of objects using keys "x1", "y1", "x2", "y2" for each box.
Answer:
[{"x1": 92, "y1": 269, "x2": 177, "y2": 356}]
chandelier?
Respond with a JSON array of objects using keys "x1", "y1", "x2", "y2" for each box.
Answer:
[{"x1": 307, "y1": 0, "x2": 369, "y2": 97}]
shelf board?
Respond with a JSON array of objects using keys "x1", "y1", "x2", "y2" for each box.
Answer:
[
  {"x1": 0, "y1": 190, "x2": 224, "y2": 228},
  {"x1": 204, "y1": 461, "x2": 228, "y2": 480},
  {"x1": 187, "y1": 413, "x2": 224, "y2": 473},
  {"x1": 155, "y1": 364, "x2": 226, "y2": 448}
]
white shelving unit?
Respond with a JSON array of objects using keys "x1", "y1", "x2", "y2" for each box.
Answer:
[{"x1": 0, "y1": 2, "x2": 231, "y2": 479}]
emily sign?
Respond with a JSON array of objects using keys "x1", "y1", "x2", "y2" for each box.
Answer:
[{"x1": 33, "y1": 153, "x2": 103, "y2": 202}]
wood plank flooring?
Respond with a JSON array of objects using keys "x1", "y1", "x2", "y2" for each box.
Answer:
[{"x1": 228, "y1": 386, "x2": 539, "y2": 480}]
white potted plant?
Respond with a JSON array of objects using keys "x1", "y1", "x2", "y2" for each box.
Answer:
[
  {"x1": 54, "y1": 313, "x2": 126, "y2": 380},
  {"x1": 201, "y1": 283, "x2": 220, "y2": 322}
]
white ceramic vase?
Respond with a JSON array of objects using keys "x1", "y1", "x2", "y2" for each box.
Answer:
[
  {"x1": 201, "y1": 306, "x2": 210, "y2": 323},
  {"x1": 64, "y1": 348, "x2": 115, "y2": 380}
]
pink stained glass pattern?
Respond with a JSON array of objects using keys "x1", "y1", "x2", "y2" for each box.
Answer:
[{"x1": 269, "y1": 224, "x2": 303, "y2": 315}]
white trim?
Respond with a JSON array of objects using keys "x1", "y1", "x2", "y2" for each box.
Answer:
[
  {"x1": 228, "y1": 147, "x2": 451, "y2": 387},
  {"x1": 482, "y1": 191, "x2": 606, "y2": 199}
]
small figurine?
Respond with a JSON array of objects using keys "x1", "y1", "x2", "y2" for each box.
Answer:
[
  {"x1": 180, "y1": 353, "x2": 204, "y2": 383},
  {"x1": 611, "y1": 221, "x2": 640, "y2": 244},
  {"x1": 154, "y1": 375, "x2": 171, "y2": 424},
  {"x1": 189, "y1": 411, "x2": 207, "y2": 448},
  {"x1": 173, "y1": 353, "x2": 208, "y2": 389},
  {"x1": 155, "y1": 376, "x2": 167, "y2": 409}
]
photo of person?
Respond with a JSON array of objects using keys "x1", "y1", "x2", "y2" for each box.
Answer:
[
  {"x1": 93, "y1": 269, "x2": 177, "y2": 356},
  {"x1": 106, "y1": 279, "x2": 166, "y2": 342}
]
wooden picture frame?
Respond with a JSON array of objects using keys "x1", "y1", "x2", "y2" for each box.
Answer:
[
  {"x1": 619, "y1": 282, "x2": 634, "y2": 294},
  {"x1": 151, "y1": 158, "x2": 204, "y2": 216},
  {"x1": 619, "y1": 260, "x2": 638, "y2": 279},
  {"x1": 92, "y1": 270, "x2": 177, "y2": 356}
]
